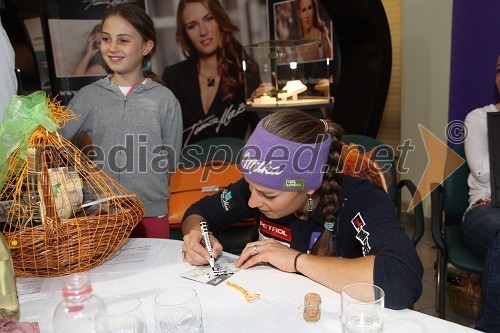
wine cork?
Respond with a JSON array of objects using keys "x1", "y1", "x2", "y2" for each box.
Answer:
[{"x1": 303, "y1": 292, "x2": 321, "y2": 322}]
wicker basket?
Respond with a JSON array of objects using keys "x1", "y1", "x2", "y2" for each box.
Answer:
[
  {"x1": 0, "y1": 94, "x2": 144, "y2": 277},
  {"x1": 447, "y1": 265, "x2": 483, "y2": 318}
]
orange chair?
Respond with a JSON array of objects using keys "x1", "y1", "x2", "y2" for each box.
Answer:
[{"x1": 168, "y1": 138, "x2": 257, "y2": 254}]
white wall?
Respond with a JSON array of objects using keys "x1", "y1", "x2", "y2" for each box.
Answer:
[{"x1": 401, "y1": 0, "x2": 453, "y2": 216}]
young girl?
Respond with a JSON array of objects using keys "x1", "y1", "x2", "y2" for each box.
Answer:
[
  {"x1": 181, "y1": 109, "x2": 423, "y2": 310},
  {"x1": 163, "y1": 0, "x2": 260, "y2": 147},
  {"x1": 60, "y1": 4, "x2": 183, "y2": 238}
]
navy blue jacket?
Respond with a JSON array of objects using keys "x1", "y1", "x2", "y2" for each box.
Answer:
[{"x1": 184, "y1": 175, "x2": 423, "y2": 309}]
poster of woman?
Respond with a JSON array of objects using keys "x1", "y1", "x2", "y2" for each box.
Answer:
[{"x1": 270, "y1": 0, "x2": 333, "y2": 62}]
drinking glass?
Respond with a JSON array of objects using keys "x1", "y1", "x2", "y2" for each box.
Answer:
[
  {"x1": 96, "y1": 295, "x2": 146, "y2": 333},
  {"x1": 154, "y1": 287, "x2": 203, "y2": 333},
  {"x1": 341, "y1": 283, "x2": 384, "y2": 333}
]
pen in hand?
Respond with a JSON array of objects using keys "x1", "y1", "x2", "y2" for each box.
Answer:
[{"x1": 199, "y1": 220, "x2": 215, "y2": 270}]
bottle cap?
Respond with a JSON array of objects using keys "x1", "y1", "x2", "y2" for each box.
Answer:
[{"x1": 62, "y1": 273, "x2": 93, "y2": 297}]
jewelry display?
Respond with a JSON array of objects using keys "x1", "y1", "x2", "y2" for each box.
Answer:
[
  {"x1": 250, "y1": 80, "x2": 329, "y2": 107},
  {"x1": 277, "y1": 80, "x2": 307, "y2": 101},
  {"x1": 252, "y1": 94, "x2": 277, "y2": 105},
  {"x1": 243, "y1": 40, "x2": 334, "y2": 110}
]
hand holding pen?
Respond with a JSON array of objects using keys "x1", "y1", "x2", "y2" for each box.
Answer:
[
  {"x1": 180, "y1": 214, "x2": 222, "y2": 266},
  {"x1": 200, "y1": 220, "x2": 215, "y2": 270}
]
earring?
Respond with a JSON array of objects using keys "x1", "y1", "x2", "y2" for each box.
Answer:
[
  {"x1": 142, "y1": 59, "x2": 152, "y2": 72},
  {"x1": 307, "y1": 195, "x2": 313, "y2": 212}
]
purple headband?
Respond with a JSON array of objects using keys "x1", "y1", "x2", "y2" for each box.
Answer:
[{"x1": 240, "y1": 117, "x2": 333, "y2": 191}]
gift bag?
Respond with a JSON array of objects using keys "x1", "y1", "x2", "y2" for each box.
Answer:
[{"x1": 0, "y1": 91, "x2": 144, "y2": 277}]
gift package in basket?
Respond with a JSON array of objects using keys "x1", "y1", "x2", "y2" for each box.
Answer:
[{"x1": 0, "y1": 91, "x2": 144, "y2": 277}]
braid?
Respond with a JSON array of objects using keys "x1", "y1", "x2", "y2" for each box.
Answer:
[
  {"x1": 261, "y1": 111, "x2": 344, "y2": 256},
  {"x1": 311, "y1": 119, "x2": 344, "y2": 256}
]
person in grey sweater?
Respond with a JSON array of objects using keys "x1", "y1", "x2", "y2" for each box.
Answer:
[{"x1": 60, "y1": 4, "x2": 182, "y2": 238}]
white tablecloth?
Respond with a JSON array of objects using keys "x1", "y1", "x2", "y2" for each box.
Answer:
[{"x1": 18, "y1": 238, "x2": 478, "y2": 332}]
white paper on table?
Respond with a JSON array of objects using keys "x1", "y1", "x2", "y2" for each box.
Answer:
[
  {"x1": 91, "y1": 243, "x2": 161, "y2": 273},
  {"x1": 181, "y1": 256, "x2": 239, "y2": 286},
  {"x1": 17, "y1": 277, "x2": 60, "y2": 301}
]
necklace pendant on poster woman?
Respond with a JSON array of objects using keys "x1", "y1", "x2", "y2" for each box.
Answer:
[{"x1": 199, "y1": 72, "x2": 217, "y2": 87}]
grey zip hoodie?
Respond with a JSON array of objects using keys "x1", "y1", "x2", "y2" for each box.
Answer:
[{"x1": 60, "y1": 77, "x2": 183, "y2": 217}]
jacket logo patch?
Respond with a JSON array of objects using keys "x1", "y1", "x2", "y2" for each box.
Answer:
[
  {"x1": 220, "y1": 189, "x2": 232, "y2": 212},
  {"x1": 259, "y1": 218, "x2": 292, "y2": 242},
  {"x1": 351, "y1": 212, "x2": 371, "y2": 256},
  {"x1": 257, "y1": 231, "x2": 290, "y2": 247}
]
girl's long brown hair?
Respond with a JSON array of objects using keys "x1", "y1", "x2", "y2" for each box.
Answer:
[{"x1": 263, "y1": 110, "x2": 344, "y2": 256}]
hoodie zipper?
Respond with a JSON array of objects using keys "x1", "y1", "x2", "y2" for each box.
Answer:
[
  {"x1": 111, "y1": 80, "x2": 145, "y2": 184},
  {"x1": 118, "y1": 97, "x2": 127, "y2": 185}
]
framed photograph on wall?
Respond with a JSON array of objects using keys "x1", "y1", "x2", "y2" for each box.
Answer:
[
  {"x1": 48, "y1": 19, "x2": 110, "y2": 78},
  {"x1": 267, "y1": 0, "x2": 334, "y2": 62}
]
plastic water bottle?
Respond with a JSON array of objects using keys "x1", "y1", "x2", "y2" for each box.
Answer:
[
  {"x1": 53, "y1": 273, "x2": 106, "y2": 333},
  {"x1": 0, "y1": 233, "x2": 20, "y2": 320}
]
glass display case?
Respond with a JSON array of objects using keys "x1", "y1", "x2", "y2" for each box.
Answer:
[{"x1": 243, "y1": 40, "x2": 334, "y2": 110}]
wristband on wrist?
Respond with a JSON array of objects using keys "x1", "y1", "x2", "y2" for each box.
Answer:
[{"x1": 294, "y1": 252, "x2": 305, "y2": 273}]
